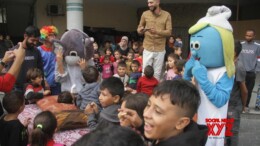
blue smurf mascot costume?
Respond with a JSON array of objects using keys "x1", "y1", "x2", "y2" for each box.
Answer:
[{"x1": 184, "y1": 6, "x2": 235, "y2": 146}]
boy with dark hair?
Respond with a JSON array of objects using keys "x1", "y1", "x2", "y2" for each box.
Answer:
[
  {"x1": 113, "y1": 61, "x2": 129, "y2": 86},
  {"x1": 24, "y1": 68, "x2": 51, "y2": 104},
  {"x1": 127, "y1": 60, "x2": 142, "y2": 91},
  {"x1": 0, "y1": 91, "x2": 29, "y2": 146},
  {"x1": 144, "y1": 80, "x2": 208, "y2": 146},
  {"x1": 85, "y1": 77, "x2": 124, "y2": 130},
  {"x1": 76, "y1": 66, "x2": 100, "y2": 110},
  {"x1": 137, "y1": 65, "x2": 158, "y2": 96}
]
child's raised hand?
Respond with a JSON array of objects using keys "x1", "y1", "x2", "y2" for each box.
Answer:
[
  {"x1": 43, "y1": 90, "x2": 51, "y2": 96},
  {"x1": 90, "y1": 102, "x2": 98, "y2": 114},
  {"x1": 85, "y1": 104, "x2": 94, "y2": 115},
  {"x1": 85, "y1": 102, "x2": 98, "y2": 115},
  {"x1": 77, "y1": 58, "x2": 87, "y2": 70},
  {"x1": 118, "y1": 108, "x2": 143, "y2": 128}
]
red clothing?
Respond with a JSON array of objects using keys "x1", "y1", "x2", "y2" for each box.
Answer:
[
  {"x1": 102, "y1": 63, "x2": 113, "y2": 79},
  {"x1": 137, "y1": 76, "x2": 158, "y2": 96},
  {"x1": 47, "y1": 139, "x2": 64, "y2": 146},
  {"x1": 99, "y1": 55, "x2": 115, "y2": 63},
  {"x1": 0, "y1": 73, "x2": 16, "y2": 92},
  {"x1": 28, "y1": 139, "x2": 64, "y2": 146}
]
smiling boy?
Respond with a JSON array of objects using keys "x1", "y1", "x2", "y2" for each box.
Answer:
[{"x1": 144, "y1": 80, "x2": 208, "y2": 146}]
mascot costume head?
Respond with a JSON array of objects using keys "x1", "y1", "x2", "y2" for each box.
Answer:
[
  {"x1": 189, "y1": 5, "x2": 235, "y2": 77},
  {"x1": 184, "y1": 6, "x2": 235, "y2": 146},
  {"x1": 54, "y1": 29, "x2": 94, "y2": 93},
  {"x1": 56, "y1": 29, "x2": 94, "y2": 66}
]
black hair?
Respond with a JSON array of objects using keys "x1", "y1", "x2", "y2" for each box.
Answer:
[
  {"x1": 25, "y1": 26, "x2": 40, "y2": 37},
  {"x1": 82, "y1": 66, "x2": 99, "y2": 83},
  {"x1": 104, "y1": 47, "x2": 113, "y2": 54},
  {"x1": 246, "y1": 29, "x2": 255, "y2": 34},
  {"x1": 144, "y1": 65, "x2": 154, "y2": 78},
  {"x1": 104, "y1": 55, "x2": 110, "y2": 61},
  {"x1": 72, "y1": 124, "x2": 145, "y2": 146},
  {"x1": 114, "y1": 49, "x2": 122, "y2": 55},
  {"x1": 3, "y1": 91, "x2": 24, "y2": 114},
  {"x1": 30, "y1": 111, "x2": 57, "y2": 146},
  {"x1": 168, "y1": 53, "x2": 179, "y2": 61},
  {"x1": 26, "y1": 68, "x2": 43, "y2": 82},
  {"x1": 235, "y1": 41, "x2": 242, "y2": 58},
  {"x1": 153, "y1": 80, "x2": 200, "y2": 118},
  {"x1": 123, "y1": 93, "x2": 149, "y2": 119},
  {"x1": 118, "y1": 61, "x2": 127, "y2": 68},
  {"x1": 174, "y1": 60, "x2": 186, "y2": 73},
  {"x1": 100, "y1": 77, "x2": 124, "y2": 99},
  {"x1": 57, "y1": 91, "x2": 73, "y2": 104},
  {"x1": 131, "y1": 60, "x2": 140, "y2": 67}
]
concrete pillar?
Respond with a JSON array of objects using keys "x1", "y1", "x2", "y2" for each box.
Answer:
[{"x1": 66, "y1": 0, "x2": 83, "y2": 31}]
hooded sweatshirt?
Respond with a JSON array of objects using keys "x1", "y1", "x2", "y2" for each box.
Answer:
[
  {"x1": 76, "y1": 82, "x2": 100, "y2": 110},
  {"x1": 153, "y1": 121, "x2": 208, "y2": 146}
]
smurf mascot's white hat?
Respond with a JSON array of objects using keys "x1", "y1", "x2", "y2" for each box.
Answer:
[
  {"x1": 197, "y1": 5, "x2": 233, "y2": 32},
  {"x1": 189, "y1": 5, "x2": 235, "y2": 78}
]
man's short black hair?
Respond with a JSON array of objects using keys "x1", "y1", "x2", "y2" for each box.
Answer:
[
  {"x1": 82, "y1": 66, "x2": 99, "y2": 83},
  {"x1": 144, "y1": 65, "x2": 154, "y2": 78},
  {"x1": 3, "y1": 91, "x2": 24, "y2": 114},
  {"x1": 100, "y1": 77, "x2": 124, "y2": 99},
  {"x1": 153, "y1": 80, "x2": 200, "y2": 118},
  {"x1": 246, "y1": 29, "x2": 255, "y2": 34},
  {"x1": 25, "y1": 26, "x2": 40, "y2": 37}
]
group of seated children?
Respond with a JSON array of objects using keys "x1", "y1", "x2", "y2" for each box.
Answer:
[{"x1": 0, "y1": 75, "x2": 208, "y2": 146}]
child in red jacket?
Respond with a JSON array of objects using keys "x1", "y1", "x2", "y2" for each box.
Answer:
[{"x1": 137, "y1": 65, "x2": 158, "y2": 96}]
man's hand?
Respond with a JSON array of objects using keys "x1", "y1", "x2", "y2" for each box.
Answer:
[
  {"x1": 13, "y1": 42, "x2": 26, "y2": 60},
  {"x1": 149, "y1": 27, "x2": 157, "y2": 34},
  {"x1": 56, "y1": 49, "x2": 63, "y2": 64},
  {"x1": 2, "y1": 51, "x2": 15, "y2": 63}
]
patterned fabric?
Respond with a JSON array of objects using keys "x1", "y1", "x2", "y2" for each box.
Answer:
[{"x1": 18, "y1": 104, "x2": 89, "y2": 146}]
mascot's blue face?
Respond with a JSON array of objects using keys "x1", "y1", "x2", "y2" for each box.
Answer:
[{"x1": 190, "y1": 26, "x2": 224, "y2": 67}]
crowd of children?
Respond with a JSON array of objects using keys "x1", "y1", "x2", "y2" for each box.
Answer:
[{"x1": 0, "y1": 34, "x2": 193, "y2": 146}]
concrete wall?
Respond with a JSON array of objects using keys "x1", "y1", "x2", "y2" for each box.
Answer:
[
  {"x1": 35, "y1": 0, "x2": 66, "y2": 38},
  {"x1": 6, "y1": 1, "x2": 260, "y2": 41},
  {"x1": 35, "y1": 0, "x2": 138, "y2": 38},
  {"x1": 231, "y1": 20, "x2": 260, "y2": 40}
]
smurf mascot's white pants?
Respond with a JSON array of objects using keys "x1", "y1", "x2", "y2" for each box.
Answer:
[{"x1": 142, "y1": 49, "x2": 165, "y2": 81}]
